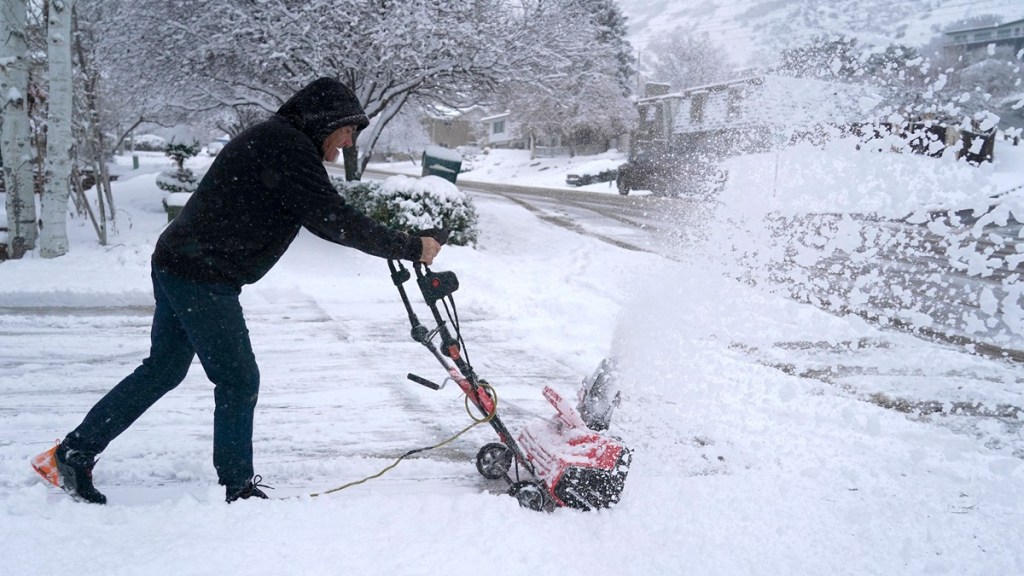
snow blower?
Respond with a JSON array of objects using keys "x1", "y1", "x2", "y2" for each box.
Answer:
[{"x1": 388, "y1": 238, "x2": 631, "y2": 511}]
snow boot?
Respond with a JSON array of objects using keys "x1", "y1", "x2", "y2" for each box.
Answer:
[
  {"x1": 225, "y1": 475, "x2": 271, "y2": 503},
  {"x1": 31, "y1": 442, "x2": 107, "y2": 504}
]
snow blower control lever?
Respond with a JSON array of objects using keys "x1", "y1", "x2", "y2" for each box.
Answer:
[
  {"x1": 387, "y1": 228, "x2": 631, "y2": 511},
  {"x1": 387, "y1": 253, "x2": 500, "y2": 419}
]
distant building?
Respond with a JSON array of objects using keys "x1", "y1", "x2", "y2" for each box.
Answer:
[
  {"x1": 421, "y1": 105, "x2": 489, "y2": 150},
  {"x1": 426, "y1": 107, "x2": 612, "y2": 156},
  {"x1": 944, "y1": 18, "x2": 1024, "y2": 55},
  {"x1": 479, "y1": 111, "x2": 531, "y2": 149},
  {"x1": 633, "y1": 75, "x2": 881, "y2": 159},
  {"x1": 632, "y1": 74, "x2": 997, "y2": 166}
]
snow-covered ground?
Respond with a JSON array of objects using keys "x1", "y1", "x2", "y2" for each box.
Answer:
[{"x1": 1, "y1": 143, "x2": 1023, "y2": 575}]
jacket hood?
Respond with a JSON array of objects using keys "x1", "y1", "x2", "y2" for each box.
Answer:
[{"x1": 277, "y1": 77, "x2": 369, "y2": 149}]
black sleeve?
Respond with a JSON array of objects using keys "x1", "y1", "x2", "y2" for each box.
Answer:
[{"x1": 274, "y1": 143, "x2": 423, "y2": 262}]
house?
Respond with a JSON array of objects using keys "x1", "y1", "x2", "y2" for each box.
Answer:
[
  {"x1": 944, "y1": 18, "x2": 1024, "y2": 55},
  {"x1": 633, "y1": 75, "x2": 882, "y2": 160},
  {"x1": 480, "y1": 111, "x2": 528, "y2": 149},
  {"x1": 425, "y1": 107, "x2": 616, "y2": 156},
  {"x1": 633, "y1": 74, "x2": 996, "y2": 167},
  {"x1": 481, "y1": 111, "x2": 589, "y2": 155},
  {"x1": 421, "y1": 105, "x2": 490, "y2": 150},
  {"x1": 617, "y1": 76, "x2": 886, "y2": 195}
]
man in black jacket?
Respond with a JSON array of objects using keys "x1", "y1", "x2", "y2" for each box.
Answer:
[{"x1": 31, "y1": 77, "x2": 442, "y2": 504}]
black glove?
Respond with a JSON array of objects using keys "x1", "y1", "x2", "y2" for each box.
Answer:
[{"x1": 417, "y1": 228, "x2": 450, "y2": 246}]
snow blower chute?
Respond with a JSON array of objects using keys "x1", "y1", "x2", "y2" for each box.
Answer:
[{"x1": 388, "y1": 236, "x2": 631, "y2": 512}]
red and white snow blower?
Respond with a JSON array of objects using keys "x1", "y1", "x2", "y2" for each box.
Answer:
[{"x1": 388, "y1": 234, "x2": 631, "y2": 511}]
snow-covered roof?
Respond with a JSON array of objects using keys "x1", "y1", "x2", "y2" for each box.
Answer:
[
  {"x1": 424, "y1": 104, "x2": 488, "y2": 120},
  {"x1": 480, "y1": 111, "x2": 510, "y2": 123},
  {"x1": 944, "y1": 17, "x2": 1024, "y2": 35}
]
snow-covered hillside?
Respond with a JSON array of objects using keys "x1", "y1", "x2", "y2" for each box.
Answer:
[{"x1": 618, "y1": 0, "x2": 1024, "y2": 65}]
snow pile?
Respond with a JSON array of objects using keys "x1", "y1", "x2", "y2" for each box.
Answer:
[
  {"x1": 692, "y1": 141, "x2": 1024, "y2": 348},
  {"x1": 718, "y1": 140, "x2": 1002, "y2": 219}
]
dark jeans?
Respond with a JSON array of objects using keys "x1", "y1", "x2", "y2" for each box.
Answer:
[{"x1": 65, "y1": 265, "x2": 260, "y2": 488}]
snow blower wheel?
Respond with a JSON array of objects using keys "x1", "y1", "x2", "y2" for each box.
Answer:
[
  {"x1": 475, "y1": 442, "x2": 513, "y2": 480},
  {"x1": 509, "y1": 481, "x2": 547, "y2": 511}
]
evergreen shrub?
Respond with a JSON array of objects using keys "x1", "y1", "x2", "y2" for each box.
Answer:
[
  {"x1": 157, "y1": 141, "x2": 202, "y2": 194},
  {"x1": 333, "y1": 175, "x2": 479, "y2": 247}
]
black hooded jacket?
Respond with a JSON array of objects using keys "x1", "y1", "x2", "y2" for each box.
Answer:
[{"x1": 152, "y1": 78, "x2": 422, "y2": 287}]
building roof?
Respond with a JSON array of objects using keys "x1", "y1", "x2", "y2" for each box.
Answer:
[
  {"x1": 424, "y1": 104, "x2": 489, "y2": 120},
  {"x1": 944, "y1": 17, "x2": 1024, "y2": 35},
  {"x1": 480, "y1": 111, "x2": 510, "y2": 123},
  {"x1": 943, "y1": 17, "x2": 1024, "y2": 47}
]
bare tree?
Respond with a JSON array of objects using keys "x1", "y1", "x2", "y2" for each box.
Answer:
[
  {"x1": 215, "y1": 106, "x2": 269, "y2": 139},
  {"x1": 644, "y1": 32, "x2": 734, "y2": 90},
  {"x1": 501, "y1": 0, "x2": 637, "y2": 156},
  {"x1": 81, "y1": 0, "x2": 631, "y2": 178},
  {"x1": 369, "y1": 105, "x2": 431, "y2": 163},
  {"x1": 71, "y1": 4, "x2": 115, "y2": 245}
]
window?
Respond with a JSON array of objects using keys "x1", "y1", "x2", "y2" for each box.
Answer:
[
  {"x1": 727, "y1": 88, "x2": 743, "y2": 117},
  {"x1": 690, "y1": 92, "x2": 708, "y2": 123},
  {"x1": 492, "y1": 120, "x2": 505, "y2": 134}
]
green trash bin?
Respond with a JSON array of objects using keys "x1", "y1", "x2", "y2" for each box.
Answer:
[
  {"x1": 162, "y1": 193, "x2": 191, "y2": 223},
  {"x1": 421, "y1": 145, "x2": 462, "y2": 184}
]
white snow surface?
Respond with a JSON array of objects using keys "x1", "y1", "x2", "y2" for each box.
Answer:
[{"x1": 1, "y1": 146, "x2": 1024, "y2": 575}]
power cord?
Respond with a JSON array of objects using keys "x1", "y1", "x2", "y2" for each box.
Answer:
[{"x1": 310, "y1": 382, "x2": 497, "y2": 498}]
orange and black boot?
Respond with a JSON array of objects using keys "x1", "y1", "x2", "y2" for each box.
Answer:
[{"x1": 31, "y1": 442, "x2": 107, "y2": 504}]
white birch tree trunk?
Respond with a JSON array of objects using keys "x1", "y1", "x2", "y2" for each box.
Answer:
[
  {"x1": 0, "y1": 0, "x2": 38, "y2": 257},
  {"x1": 39, "y1": 0, "x2": 75, "y2": 258}
]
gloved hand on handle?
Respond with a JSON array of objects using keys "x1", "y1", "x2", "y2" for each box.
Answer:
[{"x1": 417, "y1": 228, "x2": 449, "y2": 265}]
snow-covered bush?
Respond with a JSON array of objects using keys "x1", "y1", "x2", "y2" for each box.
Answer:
[
  {"x1": 333, "y1": 175, "x2": 479, "y2": 247},
  {"x1": 156, "y1": 170, "x2": 198, "y2": 194},
  {"x1": 156, "y1": 141, "x2": 201, "y2": 194},
  {"x1": 132, "y1": 134, "x2": 167, "y2": 151}
]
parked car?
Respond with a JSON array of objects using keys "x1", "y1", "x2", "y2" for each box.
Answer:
[
  {"x1": 616, "y1": 150, "x2": 727, "y2": 198},
  {"x1": 566, "y1": 168, "x2": 618, "y2": 187},
  {"x1": 615, "y1": 151, "x2": 681, "y2": 196}
]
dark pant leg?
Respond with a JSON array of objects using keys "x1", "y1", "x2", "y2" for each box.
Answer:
[
  {"x1": 152, "y1": 269, "x2": 261, "y2": 487},
  {"x1": 66, "y1": 267, "x2": 196, "y2": 454}
]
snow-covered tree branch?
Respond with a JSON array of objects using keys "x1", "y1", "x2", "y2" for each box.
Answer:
[{"x1": 75, "y1": 0, "x2": 636, "y2": 177}]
